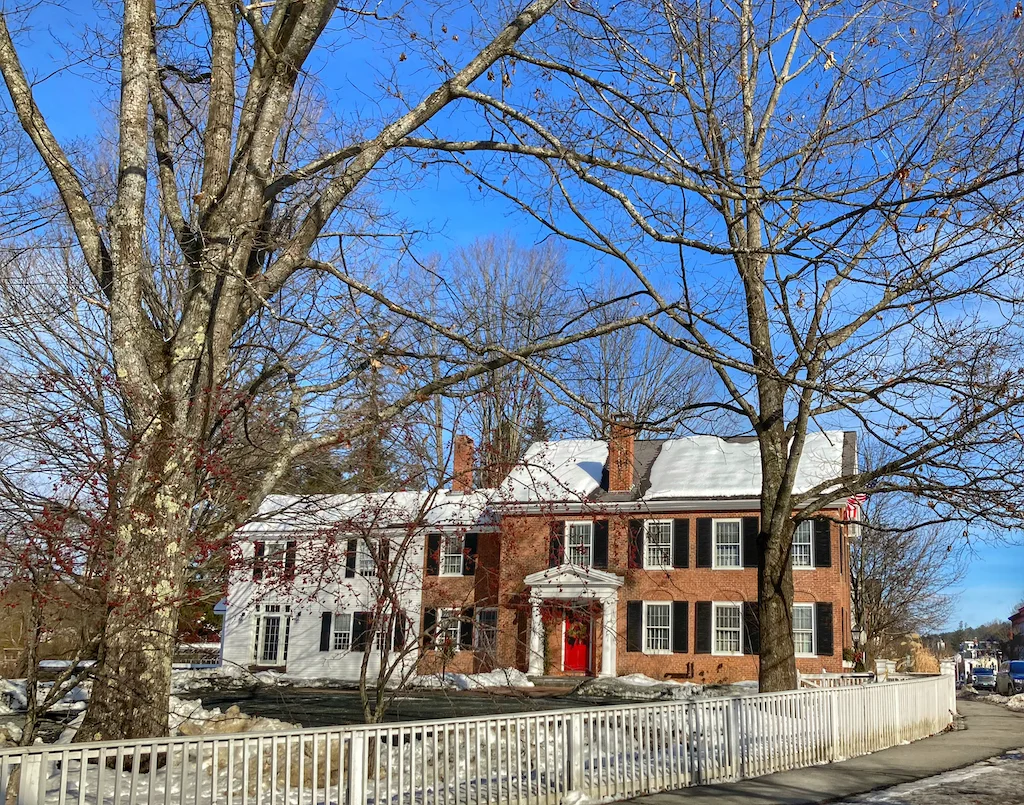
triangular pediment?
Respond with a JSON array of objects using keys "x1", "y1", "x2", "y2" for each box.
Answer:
[{"x1": 524, "y1": 564, "x2": 624, "y2": 591}]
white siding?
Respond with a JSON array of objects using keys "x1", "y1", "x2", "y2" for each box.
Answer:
[{"x1": 221, "y1": 534, "x2": 424, "y2": 681}]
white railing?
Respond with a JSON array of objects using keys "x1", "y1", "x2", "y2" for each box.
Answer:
[
  {"x1": 798, "y1": 672, "x2": 875, "y2": 688},
  {"x1": 0, "y1": 675, "x2": 955, "y2": 805}
]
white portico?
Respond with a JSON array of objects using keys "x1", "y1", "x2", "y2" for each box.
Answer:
[{"x1": 523, "y1": 565, "x2": 624, "y2": 678}]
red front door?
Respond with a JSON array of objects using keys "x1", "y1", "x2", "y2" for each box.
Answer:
[{"x1": 564, "y1": 611, "x2": 591, "y2": 674}]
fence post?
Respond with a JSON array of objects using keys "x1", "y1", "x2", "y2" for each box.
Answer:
[
  {"x1": 566, "y1": 712, "x2": 584, "y2": 793},
  {"x1": 348, "y1": 732, "x2": 368, "y2": 805},
  {"x1": 828, "y1": 690, "x2": 841, "y2": 761},
  {"x1": 727, "y1": 698, "x2": 742, "y2": 781}
]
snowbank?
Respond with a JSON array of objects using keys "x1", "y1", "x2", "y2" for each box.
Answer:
[
  {"x1": 172, "y1": 665, "x2": 367, "y2": 694},
  {"x1": 411, "y1": 668, "x2": 535, "y2": 690},
  {"x1": 575, "y1": 674, "x2": 758, "y2": 701},
  {"x1": 1007, "y1": 693, "x2": 1024, "y2": 711},
  {"x1": 0, "y1": 679, "x2": 89, "y2": 713}
]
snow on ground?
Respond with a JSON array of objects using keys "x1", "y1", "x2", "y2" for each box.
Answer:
[
  {"x1": 574, "y1": 673, "x2": 758, "y2": 701},
  {"x1": 409, "y1": 668, "x2": 535, "y2": 690},
  {"x1": 835, "y1": 747, "x2": 1024, "y2": 804},
  {"x1": 0, "y1": 679, "x2": 89, "y2": 714}
]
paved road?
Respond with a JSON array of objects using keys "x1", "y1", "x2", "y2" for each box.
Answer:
[{"x1": 629, "y1": 700, "x2": 1024, "y2": 805}]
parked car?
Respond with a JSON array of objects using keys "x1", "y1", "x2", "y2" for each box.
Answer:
[
  {"x1": 996, "y1": 661, "x2": 1024, "y2": 695},
  {"x1": 972, "y1": 666, "x2": 997, "y2": 690}
]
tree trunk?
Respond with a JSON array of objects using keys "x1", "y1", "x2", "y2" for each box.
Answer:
[
  {"x1": 77, "y1": 430, "x2": 195, "y2": 741},
  {"x1": 754, "y1": 383, "x2": 799, "y2": 692},
  {"x1": 757, "y1": 511, "x2": 797, "y2": 691}
]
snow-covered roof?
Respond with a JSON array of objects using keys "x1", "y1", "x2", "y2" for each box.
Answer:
[
  {"x1": 493, "y1": 431, "x2": 852, "y2": 505},
  {"x1": 238, "y1": 431, "x2": 854, "y2": 534},
  {"x1": 643, "y1": 432, "x2": 847, "y2": 500},
  {"x1": 494, "y1": 439, "x2": 607, "y2": 504},
  {"x1": 238, "y1": 489, "x2": 495, "y2": 536}
]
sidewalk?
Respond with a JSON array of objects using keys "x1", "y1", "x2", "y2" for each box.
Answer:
[{"x1": 629, "y1": 700, "x2": 1024, "y2": 805}]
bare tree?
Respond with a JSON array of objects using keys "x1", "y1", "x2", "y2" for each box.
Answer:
[
  {"x1": 850, "y1": 494, "x2": 966, "y2": 667},
  {"x1": 562, "y1": 277, "x2": 714, "y2": 437},
  {"x1": 410, "y1": 0, "x2": 1024, "y2": 689},
  {"x1": 0, "y1": 0, "x2": 676, "y2": 738},
  {"x1": 430, "y1": 235, "x2": 571, "y2": 484}
]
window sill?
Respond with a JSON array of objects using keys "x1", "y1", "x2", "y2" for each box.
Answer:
[
  {"x1": 643, "y1": 564, "x2": 673, "y2": 572},
  {"x1": 711, "y1": 565, "x2": 744, "y2": 571},
  {"x1": 711, "y1": 651, "x2": 744, "y2": 657},
  {"x1": 795, "y1": 652, "x2": 817, "y2": 659},
  {"x1": 792, "y1": 565, "x2": 814, "y2": 571},
  {"x1": 438, "y1": 571, "x2": 465, "y2": 578},
  {"x1": 643, "y1": 649, "x2": 672, "y2": 655}
]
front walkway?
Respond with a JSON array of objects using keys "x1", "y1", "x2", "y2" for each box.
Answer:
[{"x1": 629, "y1": 700, "x2": 1024, "y2": 805}]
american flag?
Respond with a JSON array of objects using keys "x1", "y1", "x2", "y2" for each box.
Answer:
[{"x1": 844, "y1": 493, "x2": 867, "y2": 521}]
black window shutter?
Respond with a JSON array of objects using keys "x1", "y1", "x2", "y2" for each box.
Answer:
[
  {"x1": 548, "y1": 521, "x2": 565, "y2": 567},
  {"x1": 743, "y1": 602, "x2": 760, "y2": 655},
  {"x1": 742, "y1": 517, "x2": 759, "y2": 568},
  {"x1": 426, "y1": 533, "x2": 441, "y2": 576},
  {"x1": 422, "y1": 608, "x2": 437, "y2": 648},
  {"x1": 816, "y1": 603, "x2": 834, "y2": 656},
  {"x1": 463, "y1": 533, "x2": 478, "y2": 576},
  {"x1": 592, "y1": 521, "x2": 609, "y2": 569},
  {"x1": 345, "y1": 539, "x2": 357, "y2": 578},
  {"x1": 253, "y1": 541, "x2": 265, "y2": 581},
  {"x1": 696, "y1": 519, "x2": 713, "y2": 568},
  {"x1": 695, "y1": 601, "x2": 712, "y2": 653},
  {"x1": 284, "y1": 540, "x2": 297, "y2": 579},
  {"x1": 672, "y1": 601, "x2": 688, "y2": 653},
  {"x1": 626, "y1": 601, "x2": 643, "y2": 652},
  {"x1": 319, "y1": 612, "x2": 332, "y2": 652},
  {"x1": 672, "y1": 519, "x2": 689, "y2": 568},
  {"x1": 393, "y1": 616, "x2": 405, "y2": 650},
  {"x1": 460, "y1": 607, "x2": 475, "y2": 649},
  {"x1": 814, "y1": 519, "x2": 832, "y2": 568},
  {"x1": 627, "y1": 520, "x2": 644, "y2": 569},
  {"x1": 352, "y1": 612, "x2": 371, "y2": 651}
]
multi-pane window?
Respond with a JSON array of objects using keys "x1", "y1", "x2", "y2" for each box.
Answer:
[
  {"x1": 253, "y1": 603, "x2": 291, "y2": 665},
  {"x1": 475, "y1": 608, "x2": 499, "y2": 655},
  {"x1": 793, "y1": 604, "x2": 815, "y2": 655},
  {"x1": 441, "y1": 535, "x2": 465, "y2": 576},
  {"x1": 645, "y1": 521, "x2": 673, "y2": 568},
  {"x1": 333, "y1": 613, "x2": 353, "y2": 651},
  {"x1": 644, "y1": 603, "x2": 672, "y2": 653},
  {"x1": 356, "y1": 540, "x2": 377, "y2": 576},
  {"x1": 714, "y1": 603, "x2": 742, "y2": 654},
  {"x1": 566, "y1": 522, "x2": 593, "y2": 567},
  {"x1": 714, "y1": 520, "x2": 742, "y2": 568},
  {"x1": 792, "y1": 521, "x2": 813, "y2": 568},
  {"x1": 435, "y1": 608, "x2": 462, "y2": 651}
]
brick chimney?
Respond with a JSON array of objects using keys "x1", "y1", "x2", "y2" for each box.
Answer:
[
  {"x1": 608, "y1": 416, "x2": 635, "y2": 492},
  {"x1": 452, "y1": 434, "x2": 475, "y2": 493}
]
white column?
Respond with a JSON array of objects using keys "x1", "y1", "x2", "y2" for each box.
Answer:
[
  {"x1": 528, "y1": 595, "x2": 545, "y2": 676},
  {"x1": 600, "y1": 593, "x2": 618, "y2": 677}
]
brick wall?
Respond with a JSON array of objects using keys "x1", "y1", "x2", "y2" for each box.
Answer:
[
  {"x1": 501, "y1": 511, "x2": 849, "y2": 681},
  {"x1": 416, "y1": 510, "x2": 854, "y2": 682}
]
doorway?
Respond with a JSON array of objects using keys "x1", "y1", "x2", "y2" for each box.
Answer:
[{"x1": 563, "y1": 608, "x2": 592, "y2": 674}]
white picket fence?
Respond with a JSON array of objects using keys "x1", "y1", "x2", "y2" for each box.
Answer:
[
  {"x1": 798, "y1": 672, "x2": 875, "y2": 688},
  {"x1": 0, "y1": 674, "x2": 955, "y2": 805}
]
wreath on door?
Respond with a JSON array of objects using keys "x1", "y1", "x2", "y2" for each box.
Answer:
[{"x1": 565, "y1": 619, "x2": 590, "y2": 643}]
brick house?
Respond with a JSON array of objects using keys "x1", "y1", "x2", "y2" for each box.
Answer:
[
  {"x1": 1010, "y1": 605, "x2": 1024, "y2": 660},
  {"x1": 419, "y1": 428, "x2": 856, "y2": 684}
]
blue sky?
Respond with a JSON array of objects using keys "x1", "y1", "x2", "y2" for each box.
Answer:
[
  {"x1": 7, "y1": 4, "x2": 1023, "y2": 632},
  {"x1": 953, "y1": 541, "x2": 1024, "y2": 631}
]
